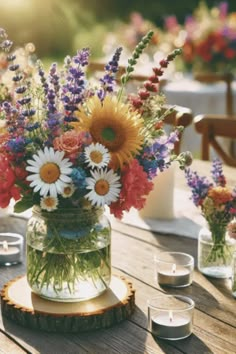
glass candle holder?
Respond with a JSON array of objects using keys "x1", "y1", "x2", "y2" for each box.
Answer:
[
  {"x1": 154, "y1": 252, "x2": 194, "y2": 288},
  {"x1": 0, "y1": 233, "x2": 24, "y2": 266},
  {"x1": 147, "y1": 295, "x2": 195, "y2": 340}
]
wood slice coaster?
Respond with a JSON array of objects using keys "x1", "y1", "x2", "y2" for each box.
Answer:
[{"x1": 1, "y1": 274, "x2": 135, "y2": 333}]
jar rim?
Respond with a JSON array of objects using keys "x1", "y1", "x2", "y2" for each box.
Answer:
[
  {"x1": 32, "y1": 205, "x2": 103, "y2": 213},
  {"x1": 147, "y1": 294, "x2": 195, "y2": 311},
  {"x1": 154, "y1": 251, "x2": 194, "y2": 266}
]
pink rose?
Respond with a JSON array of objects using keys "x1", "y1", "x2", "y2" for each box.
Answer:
[{"x1": 53, "y1": 130, "x2": 83, "y2": 160}]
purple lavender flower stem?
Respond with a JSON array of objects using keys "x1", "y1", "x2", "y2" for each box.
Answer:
[{"x1": 97, "y1": 47, "x2": 122, "y2": 101}]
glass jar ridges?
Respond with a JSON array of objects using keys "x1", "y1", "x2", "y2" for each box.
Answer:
[{"x1": 26, "y1": 206, "x2": 111, "y2": 302}]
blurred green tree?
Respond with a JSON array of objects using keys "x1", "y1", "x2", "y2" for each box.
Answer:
[
  {"x1": 1, "y1": 0, "x2": 236, "y2": 58},
  {"x1": 77, "y1": 0, "x2": 236, "y2": 24}
]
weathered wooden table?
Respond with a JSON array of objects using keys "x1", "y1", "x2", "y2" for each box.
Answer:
[{"x1": 0, "y1": 160, "x2": 236, "y2": 354}]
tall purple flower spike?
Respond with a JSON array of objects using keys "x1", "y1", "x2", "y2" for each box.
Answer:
[
  {"x1": 97, "y1": 47, "x2": 123, "y2": 101},
  {"x1": 61, "y1": 48, "x2": 90, "y2": 122}
]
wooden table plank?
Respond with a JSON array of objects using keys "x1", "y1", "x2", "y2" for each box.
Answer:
[
  {"x1": 0, "y1": 242, "x2": 235, "y2": 353},
  {"x1": 111, "y1": 229, "x2": 236, "y2": 328},
  {"x1": 0, "y1": 330, "x2": 28, "y2": 354},
  {"x1": 112, "y1": 270, "x2": 236, "y2": 354},
  {"x1": 0, "y1": 305, "x2": 181, "y2": 354}
]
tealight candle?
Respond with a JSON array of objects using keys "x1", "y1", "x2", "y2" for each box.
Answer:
[
  {"x1": 147, "y1": 295, "x2": 195, "y2": 340},
  {"x1": 155, "y1": 252, "x2": 194, "y2": 287},
  {"x1": 0, "y1": 233, "x2": 24, "y2": 265}
]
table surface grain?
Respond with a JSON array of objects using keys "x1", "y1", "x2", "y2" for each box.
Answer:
[{"x1": 0, "y1": 160, "x2": 236, "y2": 354}]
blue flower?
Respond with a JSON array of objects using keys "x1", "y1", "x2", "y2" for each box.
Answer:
[
  {"x1": 7, "y1": 137, "x2": 26, "y2": 153},
  {"x1": 71, "y1": 168, "x2": 87, "y2": 191}
]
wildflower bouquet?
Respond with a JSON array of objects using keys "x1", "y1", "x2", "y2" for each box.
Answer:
[
  {"x1": 0, "y1": 28, "x2": 189, "y2": 218},
  {"x1": 181, "y1": 1, "x2": 236, "y2": 73},
  {"x1": 185, "y1": 158, "x2": 236, "y2": 276},
  {"x1": 0, "y1": 28, "x2": 190, "y2": 300}
]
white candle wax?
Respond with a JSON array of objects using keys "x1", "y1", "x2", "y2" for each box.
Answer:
[
  {"x1": 0, "y1": 233, "x2": 23, "y2": 265},
  {"x1": 0, "y1": 245, "x2": 20, "y2": 264},
  {"x1": 151, "y1": 313, "x2": 192, "y2": 339},
  {"x1": 139, "y1": 164, "x2": 175, "y2": 219},
  {"x1": 157, "y1": 266, "x2": 191, "y2": 287}
]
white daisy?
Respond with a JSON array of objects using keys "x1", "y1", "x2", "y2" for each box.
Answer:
[
  {"x1": 40, "y1": 196, "x2": 58, "y2": 211},
  {"x1": 61, "y1": 183, "x2": 76, "y2": 198},
  {"x1": 26, "y1": 147, "x2": 73, "y2": 197},
  {"x1": 85, "y1": 169, "x2": 121, "y2": 207},
  {"x1": 84, "y1": 142, "x2": 110, "y2": 169}
]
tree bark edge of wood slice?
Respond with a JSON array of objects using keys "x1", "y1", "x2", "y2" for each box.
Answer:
[{"x1": 1, "y1": 274, "x2": 135, "y2": 333}]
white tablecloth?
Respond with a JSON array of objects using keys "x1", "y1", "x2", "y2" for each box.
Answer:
[
  {"x1": 163, "y1": 75, "x2": 236, "y2": 157},
  {"x1": 108, "y1": 188, "x2": 207, "y2": 240}
]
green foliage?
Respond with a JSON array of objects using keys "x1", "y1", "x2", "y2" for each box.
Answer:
[
  {"x1": 73, "y1": 23, "x2": 109, "y2": 59},
  {"x1": 120, "y1": 30, "x2": 154, "y2": 86},
  {"x1": 2, "y1": 0, "x2": 236, "y2": 59}
]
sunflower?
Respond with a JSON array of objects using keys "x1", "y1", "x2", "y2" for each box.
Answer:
[
  {"x1": 26, "y1": 147, "x2": 73, "y2": 197},
  {"x1": 75, "y1": 95, "x2": 144, "y2": 169},
  {"x1": 85, "y1": 169, "x2": 121, "y2": 207}
]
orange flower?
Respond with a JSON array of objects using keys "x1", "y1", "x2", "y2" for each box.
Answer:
[
  {"x1": 53, "y1": 130, "x2": 92, "y2": 160},
  {"x1": 208, "y1": 186, "x2": 232, "y2": 206},
  {"x1": 53, "y1": 130, "x2": 81, "y2": 156}
]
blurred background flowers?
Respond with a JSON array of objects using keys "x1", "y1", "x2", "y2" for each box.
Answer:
[
  {"x1": 1, "y1": 0, "x2": 236, "y2": 68},
  {"x1": 169, "y1": 1, "x2": 236, "y2": 72}
]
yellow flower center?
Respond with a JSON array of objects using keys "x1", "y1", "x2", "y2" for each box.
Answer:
[
  {"x1": 64, "y1": 186, "x2": 72, "y2": 195},
  {"x1": 90, "y1": 150, "x2": 103, "y2": 164},
  {"x1": 40, "y1": 163, "x2": 60, "y2": 183},
  {"x1": 44, "y1": 197, "x2": 55, "y2": 208},
  {"x1": 95, "y1": 179, "x2": 109, "y2": 196}
]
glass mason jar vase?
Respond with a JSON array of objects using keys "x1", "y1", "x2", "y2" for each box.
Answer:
[
  {"x1": 26, "y1": 206, "x2": 111, "y2": 302},
  {"x1": 232, "y1": 252, "x2": 236, "y2": 298},
  {"x1": 198, "y1": 226, "x2": 236, "y2": 278}
]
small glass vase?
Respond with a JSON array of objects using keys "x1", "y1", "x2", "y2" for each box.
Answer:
[
  {"x1": 232, "y1": 252, "x2": 236, "y2": 298},
  {"x1": 26, "y1": 206, "x2": 111, "y2": 302},
  {"x1": 198, "y1": 226, "x2": 236, "y2": 278}
]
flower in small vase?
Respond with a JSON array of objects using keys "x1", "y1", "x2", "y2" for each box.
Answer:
[
  {"x1": 185, "y1": 158, "x2": 236, "y2": 270},
  {"x1": 227, "y1": 218, "x2": 236, "y2": 239},
  {"x1": 185, "y1": 158, "x2": 236, "y2": 228},
  {"x1": 167, "y1": 1, "x2": 236, "y2": 73}
]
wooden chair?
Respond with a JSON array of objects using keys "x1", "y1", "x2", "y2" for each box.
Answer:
[
  {"x1": 194, "y1": 72, "x2": 235, "y2": 158},
  {"x1": 87, "y1": 61, "x2": 148, "y2": 84},
  {"x1": 88, "y1": 61, "x2": 168, "y2": 88},
  {"x1": 194, "y1": 114, "x2": 236, "y2": 167},
  {"x1": 194, "y1": 72, "x2": 234, "y2": 116},
  {"x1": 162, "y1": 105, "x2": 193, "y2": 155}
]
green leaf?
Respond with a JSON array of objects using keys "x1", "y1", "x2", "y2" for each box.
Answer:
[{"x1": 14, "y1": 196, "x2": 33, "y2": 213}]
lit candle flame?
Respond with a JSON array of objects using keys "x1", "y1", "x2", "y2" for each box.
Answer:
[
  {"x1": 169, "y1": 310, "x2": 173, "y2": 322},
  {"x1": 172, "y1": 263, "x2": 176, "y2": 274},
  {"x1": 3, "y1": 240, "x2": 8, "y2": 252}
]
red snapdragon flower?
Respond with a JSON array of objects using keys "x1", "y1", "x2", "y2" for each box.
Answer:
[
  {"x1": 0, "y1": 155, "x2": 21, "y2": 208},
  {"x1": 110, "y1": 159, "x2": 153, "y2": 218}
]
